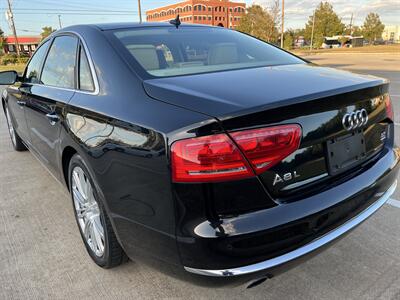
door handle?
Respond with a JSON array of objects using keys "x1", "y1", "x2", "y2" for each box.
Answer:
[
  {"x1": 46, "y1": 112, "x2": 60, "y2": 125},
  {"x1": 17, "y1": 100, "x2": 26, "y2": 106}
]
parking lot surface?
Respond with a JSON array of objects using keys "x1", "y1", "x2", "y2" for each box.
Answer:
[{"x1": 1, "y1": 52, "x2": 400, "y2": 299}]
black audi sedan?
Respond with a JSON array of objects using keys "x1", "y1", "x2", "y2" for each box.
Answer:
[{"x1": 1, "y1": 23, "x2": 398, "y2": 287}]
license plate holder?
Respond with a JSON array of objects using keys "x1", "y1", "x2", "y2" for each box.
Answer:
[{"x1": 326, "y1": 130, "x2": 366, "y2": 176}]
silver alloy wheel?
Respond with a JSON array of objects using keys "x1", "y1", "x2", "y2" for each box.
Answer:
[
  {"x1": 72, "y1": 166, "x2": 105, "y2": 257},
  {"x1": 5, "y1": 106, "x2": 16, "y2": 146}
]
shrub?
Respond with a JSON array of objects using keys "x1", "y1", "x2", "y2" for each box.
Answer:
[
  {"x1": 1, "y1": 54, "x2": 17, "y2": 65},
  {"x1": 17, "y1": 56, "x2": 29, "y2": 64}
]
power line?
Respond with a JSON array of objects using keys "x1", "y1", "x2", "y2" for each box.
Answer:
[
  {"x1": 11, "y1": 12, "x2": 138, "y2": 15},
  {"x1": 20, "y1": 0, "x2": 134, "y2": 12},
  {"x1": 1, "y1": 8, "x2": 138, "y2": 13}
]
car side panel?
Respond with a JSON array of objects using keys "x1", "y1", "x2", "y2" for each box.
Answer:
[
  {"x1": 5, "y1": 83, "x2": 31, "y2": 143},
  {"x1": 59, "y1": 26, "x2": 223, "y2": 266},
  {"x1": 23, "y1": 84, "x2": 74, "y2": 179}
]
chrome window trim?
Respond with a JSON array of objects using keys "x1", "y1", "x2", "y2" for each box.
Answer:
[
  {"x1": 29, "y1": 31, "x2": 100, "y2": 96},
  {"x1": 184, "y1": 180, "x2": 397, "y2": 277}
]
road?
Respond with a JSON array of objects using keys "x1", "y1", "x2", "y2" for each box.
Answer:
[{"x1": 1, "y1": 52, "x2": 400, "y2": 299}]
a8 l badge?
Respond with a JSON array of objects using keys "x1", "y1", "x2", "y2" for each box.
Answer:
[{"x1": 273, "y1": 171, "x2": 300, "y2": 186}]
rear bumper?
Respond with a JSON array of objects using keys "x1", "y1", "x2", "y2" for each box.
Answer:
[
  {"x1": 184, "y1": 179, "x2": 397, "y2": 277},
  {"x1": 176, "y1": 146, "x2": 400, "y2": 280}
]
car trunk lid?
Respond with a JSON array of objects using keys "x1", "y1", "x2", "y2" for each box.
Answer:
[{"x1": 144, "y1": 64, "x2": 391, "y2": 199}]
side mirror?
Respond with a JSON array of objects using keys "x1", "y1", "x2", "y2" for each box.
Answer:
[{"x1": 0, "y1": 70, "x2": 18, "y2": 85}]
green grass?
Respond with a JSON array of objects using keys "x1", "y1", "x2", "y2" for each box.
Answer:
[{"x1": 0, "y1": 64, "x2": 26, "y2": 74}]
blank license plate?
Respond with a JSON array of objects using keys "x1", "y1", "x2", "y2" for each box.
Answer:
[{"x1": 326, "y1": 130, "x2": 366, "y2": 176}]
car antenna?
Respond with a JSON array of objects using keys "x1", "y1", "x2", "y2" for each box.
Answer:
[{"x1": 169, "y1": 14, "x2": 181, "y2": 28}]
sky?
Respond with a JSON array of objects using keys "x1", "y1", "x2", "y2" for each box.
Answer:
[{"x1": 0, "y1": 0, "x2": 399, "y2": 36}]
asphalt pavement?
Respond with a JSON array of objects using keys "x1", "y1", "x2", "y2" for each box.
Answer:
[{"x1": 0, "y1": 52, "x2": 400, "y2": 299}]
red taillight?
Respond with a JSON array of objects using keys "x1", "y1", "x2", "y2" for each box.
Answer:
[
  {"x1": 171, "y1": 133, "x2": 253, "y2": 182},
  {"x1": 171, "y1": 124, "x2": 302, "y2": 183},
  {"x1": 230, "y1": 124, "x2": 302, "y2": 174},
  {"x1": 385, "y1": 94, "x2": 394, "y2": 121}
]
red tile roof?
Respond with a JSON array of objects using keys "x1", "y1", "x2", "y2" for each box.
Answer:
[{"x1": 5, "y1": 36, "x2": 41, "y2": 44}]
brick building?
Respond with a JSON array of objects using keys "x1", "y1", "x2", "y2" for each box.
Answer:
[
  {"x1": 3, "y1": 36, "x2": 41, "y2": 56},
  {"x1": 146, "y1": 0, "x2": 246, "y2": 29}
]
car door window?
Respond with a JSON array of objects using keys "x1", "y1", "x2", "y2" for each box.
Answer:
[
  {"x1": 41, "y1": 35, "x2": 78, "y2": 89},
  {"x1": 24, "y1": 40, "x2": 50, "y2": 83},
  {"x1": 79, "y1": 46, "x2": 94, "y2": 92}
]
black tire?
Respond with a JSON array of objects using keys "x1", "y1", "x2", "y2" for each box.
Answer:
[
  {"x1": 4, "y1": 103, "x2": 27, "y2": 151},
  {"x1": 68, "y1": 154, "x2": 126, "y2": 268}
]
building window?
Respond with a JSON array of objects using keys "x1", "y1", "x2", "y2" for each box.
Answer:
[
  {"x1": 208, "y1": 7, "x2": 211, "y2": 11},
  {"x1": 23, "y1": 45, "x2": 29, "y2": 51},
  {"x1": 9, "y1": 44, "x2": 14, "y2": 52},
  {"x1": 208, "y1": 16, "x2": 211, "y2": 21},
  {"x1": 194, "y1": 6, "x2": 197, "y2": 11},
  {"x1": 31, "y1": 44, "x2": 36, "y2": 51},
  {"x1": 230, "y1": 8, "x2": 232, "y2": 12},
  {"x1": 194, "y1": 16, "x2": 197, "y2": 20}
]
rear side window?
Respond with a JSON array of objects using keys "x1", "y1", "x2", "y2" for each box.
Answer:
[
  {"x1": 24, "y1": 40, "x2": 50, "y2": 83},
  {"x1": 78, "y1": 46, "x2": 94, "y2": 92},
  {"x1": 41, "y1": 35, "x2": 78, "y2": 89}
]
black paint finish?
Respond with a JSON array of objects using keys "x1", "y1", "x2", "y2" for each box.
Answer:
[{"x1": 2, "y1": 23, "x2": 398, "y2": 286}]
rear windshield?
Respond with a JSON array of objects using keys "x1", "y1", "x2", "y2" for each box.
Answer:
[{"x1": 111, "y1": 26, "x2": 304, "y2": 77}]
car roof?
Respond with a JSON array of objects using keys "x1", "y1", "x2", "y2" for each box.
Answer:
[{"x1": 69, "y1": 22, "x2": 213, "y2": 31}]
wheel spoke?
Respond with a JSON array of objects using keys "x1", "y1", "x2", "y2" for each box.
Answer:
[
  {"x1": 72, "y1": 171, "x2": 84, "y2": 198},
  {"x1": 71, "y1": 166, "x2": 105, "y2": 257},
  {"x1": 93, "y1": 215, "x2": 104, "y2": 240},
  {"x1": 89, "y1": 219, "x2": 98, "y2": 251},
  {"x1": 83, "y1": 217, "x2": 91, "y2": 240},
  {"x1": 72, "y1": 187, "x2": 86, "y2": 206},
  {"x1": 5, "y1": 107, "x2": 16, "y2": 145}
]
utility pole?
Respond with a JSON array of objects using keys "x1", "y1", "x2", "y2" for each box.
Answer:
[
  {"x1": 310, "y1": 10, "x2": 315, "y2": 51},
  {"x1": 7, "y1": 0, "x2": 20, "y2": 56},
  {"x1": 137, "y1": 0, "x2": 142, "y2": 23},
  {"x1": 280, "y1": 0, "x2": 284, "y2": 48},
  {"x1": 349, "y1": 13, "x2": 353, "y2": 35},
  {"x1": 58, "y1": 15, "x2": 62, "y2": 29}
]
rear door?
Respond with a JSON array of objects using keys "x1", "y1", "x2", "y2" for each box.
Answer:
[{"x1": 24, "y1": 35, "x2": 78, "y2": 177}]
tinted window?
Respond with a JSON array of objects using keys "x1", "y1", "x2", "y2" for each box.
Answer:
[
  {"x1": 112, "y1": 27, "x2": 304, "y2": 77},
  {"x1": 41, "y1": 35, "x2": 78, "y2": 88},
  {"x1": 79, "y1": 46, "x2": 94, "y2": 91},
  {"x1": 24, "y1": 40, "x2": 50, "y2": 83}
]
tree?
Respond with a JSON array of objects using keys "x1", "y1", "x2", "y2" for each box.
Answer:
[
  {"x1": 362, "y1": 13, "x2": 385, "y2": 42},
  {"x1": 237, "y1": 4, "x2": 278, "y2": 43},
  {"x1": 40, "y1": 26, "x2": 56, "y2": 40},
  {"x1": 344, "y1": 25, "x2": 363, "y2": 36},
  {"x1": 0, "y1": 28, "x2": 5, "y2": 55},
  {"x1": 283, "y1": 29, "x2": 295, "y2": 49},
  {"x1": 304, "y1": 2, "x2": 345, "y2": 48}
]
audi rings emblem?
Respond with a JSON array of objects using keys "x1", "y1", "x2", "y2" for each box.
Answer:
[{"x1": 342, "y1": 109, "x2": 368, "y2": 131}]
